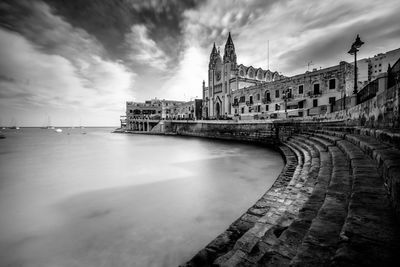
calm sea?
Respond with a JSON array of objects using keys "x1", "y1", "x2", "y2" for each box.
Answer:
[{"x1": 0, "y1": 128, "x2": 283, "y2": 267}]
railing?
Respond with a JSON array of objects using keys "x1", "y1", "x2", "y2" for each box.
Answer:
[
  {"x1": 357, "y1": 78, "x2": 379, "y2": 104},
  {"x1": 388, "y1": 57, "x2": 400, "y2": 88}
]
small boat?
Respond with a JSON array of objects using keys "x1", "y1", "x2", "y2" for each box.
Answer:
[{"x1": 55, "y1": 128, "x2": 62, "y2": 133}]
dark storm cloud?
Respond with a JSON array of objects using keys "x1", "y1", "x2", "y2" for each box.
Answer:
[
  {"x1": 1, "y1": 0, "x2": 399, "y2": 126},
  {"x1": 183, "y1": 0, "x2": 283, "y2": 48},
  {"x1": 42, "y1": 0, "x2": 202, "y2": 62},
  {"x1": 277, "y1": 4, "x2": 400, "y2": 74}
]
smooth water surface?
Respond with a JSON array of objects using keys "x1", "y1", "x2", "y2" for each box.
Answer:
[{"x1": 0, "y1": 128, "x2": 283, "y2": 267}]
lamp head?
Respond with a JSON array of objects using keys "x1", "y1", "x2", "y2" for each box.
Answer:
[
  {"x1": 354, "y1": 34, "x2": 364, "y2": 48},
  {"x1": 348, "y1": 44, "x2": 358, "y2": 55}
]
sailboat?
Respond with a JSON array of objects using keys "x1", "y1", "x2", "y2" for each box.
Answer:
[
  {"x1": 79, "y1": 118, "x2": 86, "y2": 134},
  {"x1": 9, "y1": 118, "x2": 19, "y2": 130},
  {"x1": 41, "y1": 116, "x2": 55, "y2": 129}
]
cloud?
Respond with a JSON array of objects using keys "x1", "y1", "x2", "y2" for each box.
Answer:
[
  {"x1": 159, "y1": 46, "x2": 207, "y2": 100},
  {"x1": 180, "y1": 0, "x2": 400, "y2": 76},
  {"x1": 124, "y1": 25, "x2": 169, "y2": 71},
  {"x1": 1, "y1": 0, "x2": 400, "y2": 126},
  {"x1": 0, "y1": 0, "x2": 136, "y2": 126}
]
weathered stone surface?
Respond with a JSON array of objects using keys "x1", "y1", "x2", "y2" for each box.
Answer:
[{"x1": 183, "y1": 124, "x2": 400, "y2": 267}]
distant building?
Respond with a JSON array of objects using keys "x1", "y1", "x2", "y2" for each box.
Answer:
[
  {"x1": 355, "y1": 47, "x2": 400, "y2": 85},
  {"x1": 167, "y1": 99, "x2": 203, "y2": 120}
]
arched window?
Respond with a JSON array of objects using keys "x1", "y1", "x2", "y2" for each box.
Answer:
[
  {"x1": 249, "y1": 70, "x2": 254, "y2": 78},
  {"x1": 257, "y1": 70, "x2": 263, "y2": 80},
  {"x1": 239, "y1": 70, "x2": 244, "y2": 76},
  {"x1": 264, "y1": 90, "x2": 271, "y2": 102}
]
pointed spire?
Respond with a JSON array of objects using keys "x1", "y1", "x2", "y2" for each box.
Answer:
[
  {"x1": 212, "y1": 42, "x2": 217, "y2": 54},
  {"x1": 226, "y1": 32, "x2": 234, "y2": 46},
  {"x1": 223, "y1": 31, "x2": 236, "y2": 64}
]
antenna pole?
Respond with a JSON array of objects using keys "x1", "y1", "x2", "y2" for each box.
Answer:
[{"x1": 267, "y1": 40, "x2": 270, "y2": 70}]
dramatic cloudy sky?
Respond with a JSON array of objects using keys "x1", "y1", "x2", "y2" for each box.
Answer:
[{"x1": 1, "y1": 0, "x2": 399, "y2": 126}]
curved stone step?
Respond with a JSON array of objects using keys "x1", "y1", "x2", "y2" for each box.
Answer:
[
  {"x1": 182, "y1": 145, "x2": 299, "y2": 267},
  {"x1": 290, "y1": 135, "x2": 322, "y2": 157},
  {"x1": 212, "y1": 140, "x2": 318, "y2": 266},
  {"x1": 290, "y1": 145, "x2": 351, "y2": 266},
  {"x1": 251, "y1": 137, "x2": 331, "y2": 266},
  {"x1": 331, "y1": 139, "x2": 400, "y2": 266},
  {"x1": 305, "y1": 131, "x2": 343, "y2": 145}
]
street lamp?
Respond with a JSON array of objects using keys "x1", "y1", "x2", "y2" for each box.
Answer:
[{"x1": 348, "y1": 34, "x2": 365, "y2": 95}]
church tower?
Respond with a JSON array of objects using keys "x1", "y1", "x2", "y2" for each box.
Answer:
[
  {"x1": 208, "y1": 42, "x2": 222, "y2": 118},
  {"x1": 223, "y1": 32, "x2": 237, "y2": 65},
  {"x1": 222, "y1": 32, "x2": 237, "y2": 116}
]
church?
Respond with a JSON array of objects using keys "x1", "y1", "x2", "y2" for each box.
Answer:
[
  {"x1": 202, "y1": 32, "x2": 284, "y2": 118},
  {"x1": 202, "y1": 33, "x2": 354, "y2": 120}
]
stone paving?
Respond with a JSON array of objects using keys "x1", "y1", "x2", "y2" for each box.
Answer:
[{"x1": 183, "y1": 126, "x2": 400, "y2": 267}]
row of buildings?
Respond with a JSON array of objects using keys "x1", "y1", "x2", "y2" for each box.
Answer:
[{"x1": 123, "y1": 32, "x2": 400, "y2": 129}]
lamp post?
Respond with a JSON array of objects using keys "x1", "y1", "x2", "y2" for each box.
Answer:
[{"x1": 348, "y1": 34, "x2": 365, "y2": 96}]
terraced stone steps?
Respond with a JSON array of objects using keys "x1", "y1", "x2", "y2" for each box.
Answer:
[
  {"x1": 211, "y1": 140, "x2": 321, "y2": 266},
  {"x1": 290, "y1": 137, "x2": 351, "y2": 266},
  {"x1": 182, "y1": 145, "x2": 300, "y2": 267},
  {"x1": 183, "y1": 125, "x2": 400, "y2": 267},
  {"x1": 302, "y1": 129, "x2": 400, "y2": 266}
]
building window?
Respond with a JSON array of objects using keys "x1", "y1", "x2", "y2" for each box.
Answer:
[
  {"x1": 265, "y1": 91, "x2": 271, "y2": 102},
  {"x1": 257, "y1": 93, "x2": 260, "y2": 100},
  {"x1": 249, "y1": 95, "x2": 253, "y2": 104},
  {"x1": 129, "y1": 110, "x2": 133, "y2": 113},
  {"x1": 275, "y1": 90, "x2": 280, "y2": 98},
  {"x1": 265, "y1": 104, "x2": 269, "y2": 111},
  {"x1": 298, "y1": 101, "x2": 304, "y2": 109},
  {"x1": 287, "y1": 88, "x2": 292, "y2": 98},
  {"x1": 275, "y1": 103, "x2": 280, "y2": 110},
  {"x1": 241, "y1": 107, "x2": 245, "y2": 113},
  {"x1": 313, "y1": 99, "x2": 318, "y2": 107},
  {"x1": 329, "y1": 79, "x2": 336, "y2": 89},
  {"x1": 329, "y1": 97, "x2": 336, "y2": 105},
  {"x1": 240, "y1": 96, "x2": 246, "y2": 103},
  {"x1": 298, "y1": 85, "x2": 303, "y2": 94},
  {"x1": 313, "y1": 83, "x2": 320, "y2": 95},
  {"x1": 257, "y1": 105, "x2": 261, "y2": 112},
  {"x1": 235, "y1": 108, "x2": 238, "y2": 114}
]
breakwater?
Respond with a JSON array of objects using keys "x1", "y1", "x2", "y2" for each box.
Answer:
[{"x1": 119, "y1": 119, "x2": 400, "y2": 266}]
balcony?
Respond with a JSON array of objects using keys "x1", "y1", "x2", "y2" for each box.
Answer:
[
  {"x1": 246, "y1": 101, "x2": 253, "y2": 106},
  {"x1": 232, "y1": 102, "x2": 239, "y2": 107},
  {"x1": 307, "y1": 91, "x2": 322, "y2": 98}
]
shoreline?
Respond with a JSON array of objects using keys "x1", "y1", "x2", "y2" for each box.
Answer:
[{"x1": 113, "y1": 129, "x2": 295, "y2": 265}]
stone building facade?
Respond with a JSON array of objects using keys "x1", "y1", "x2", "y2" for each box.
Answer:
[
  {"x1": 166, "y1": 99, "x2": 203, "y2": 120},
  {"x1": 126, "y1": 99, "x2": 185, "y2": 122},
  {"x1": 356, "y1": 47, "x2": 400, "y2": 86},
  {"x1": 230, "y1": 61, "x2": 354, "y2": 119},
  {"x1": 203, "y1": 33, "x2": 354, "y2": 119},
  {"x1": 203, "y1": 32, "x2": 284, "y2": 119}
]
